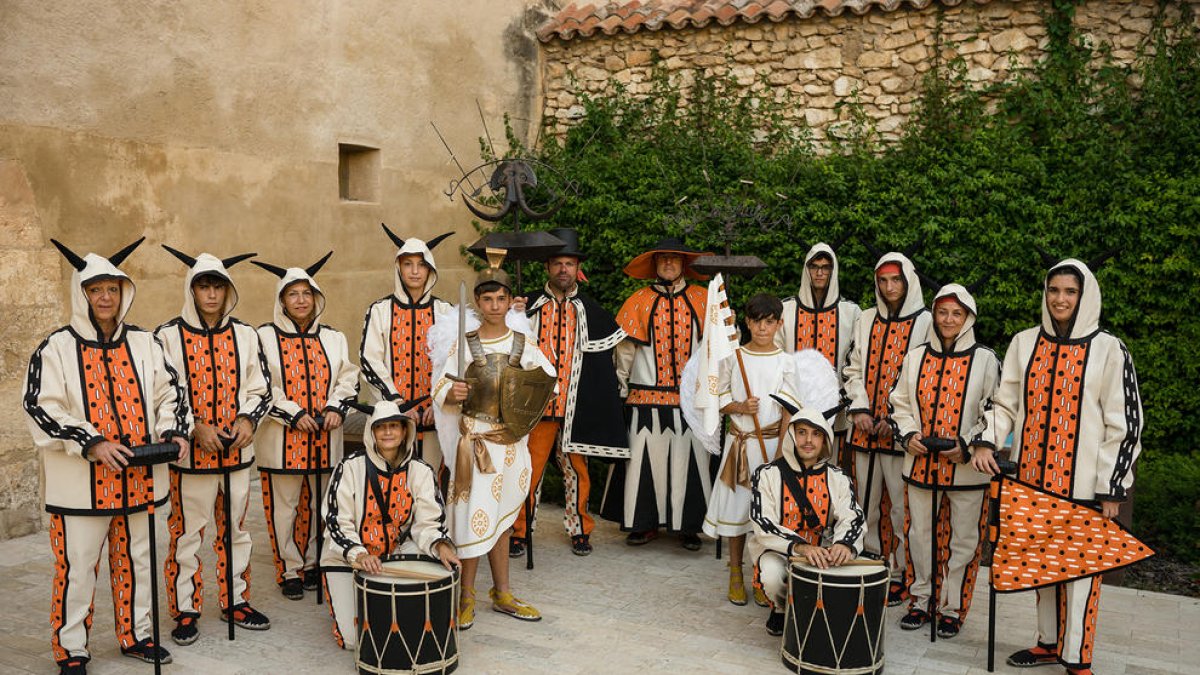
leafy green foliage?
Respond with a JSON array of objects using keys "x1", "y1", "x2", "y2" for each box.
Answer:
[{"x1": 507, "y1": 6, "x2": 1200, "y2": 561}]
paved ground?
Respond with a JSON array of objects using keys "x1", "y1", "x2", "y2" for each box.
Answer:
[{"x1": 0, "y1": 498, "x2": 1196, "y2": 674}]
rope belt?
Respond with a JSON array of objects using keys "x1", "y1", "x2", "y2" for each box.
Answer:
[
  {"x1": 451, "y1": 417, "x2": 508, "y2": 502},
  {"x1": 719, "y1": 421, "x2": 780, "y2": 490}
]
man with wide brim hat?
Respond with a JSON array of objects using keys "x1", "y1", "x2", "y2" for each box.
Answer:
[
  {"x1": 511, "y1": 228, "x2": 629, "y2": 558},
  {"x1": 600, "y1": 237, "x2": 714, "y2": 550}
]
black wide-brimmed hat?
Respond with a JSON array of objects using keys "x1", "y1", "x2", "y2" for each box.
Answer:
[
  {"x1": 623, "y1": 237, "x2": 712, "y2": 280},
  {"x1": 545, "y1": 227, "x2": 586, "y2": 261}
]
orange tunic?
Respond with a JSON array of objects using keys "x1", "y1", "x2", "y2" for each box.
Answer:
[
  {"x1": 180, "y1": 325, "x2": 244, "y2": 470},
  {"x1": 848, "y1": 316, "x2": 917, "y2": 454},
  {"x1": 358, "y1": 469, "x2": 415, "y2": 557},
  {"x1": 617, "y1": 284, "x2": 707, "y2": 407},
  {"x1": 79, "y1": 341, "x2": 154, "y2": 511},
  {"x1": 388, "y1": 301, "x2": 436, "y2": 426},
  {"x1": 1018, "y1": 335, "x2": 1091, "y2": 498},
  {"x1": 275, "y1": 333, "x2": 333, "y2": 471},
  {"x1": 792, "y1": 305, "x2": 840, "y2": 368},
  {"x1": 535, "y1": 297, "x2": 578, "y2": 419},
  {"x1": 908, "y1": 351, "x2": 974, "y2": 486}
]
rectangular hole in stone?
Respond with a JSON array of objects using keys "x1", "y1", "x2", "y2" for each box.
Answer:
[{"x1": 338, "y1": 143, "x2": 380, "y2": 202}]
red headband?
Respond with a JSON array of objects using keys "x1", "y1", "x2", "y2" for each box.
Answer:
[
  {"x1": 876, "y1": 262, "x2": 902, "y2": 277},
  {"x1": 935, "y1": 295, "x2": 963, "y2": 308}
]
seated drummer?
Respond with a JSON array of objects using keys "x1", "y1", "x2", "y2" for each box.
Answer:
[
  {"x1": 748, "y1": 407, "x2": 865, "y2": 636},
  {"x1": 321, "y1": 401, "x2": 460, "y2": 648}
]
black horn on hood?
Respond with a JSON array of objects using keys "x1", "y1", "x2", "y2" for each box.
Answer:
[
  {"x1": 306, "y1": 251, "x2": 334, "y2": 277},
  {"x1": 381, "y1": 223, "x2": 406, "y2": 248},
  {"x1": 161, "y1": 244, "x2": 197, "y2": 268},
  {"x1": 966, "y1": 272, "x2": 992, "y2": 295},
  {"x1": 1033, "y1": 244, "x2": 1059, "y2": 270},
  {"x1": 222, "y1": 253, "x2": 257, "y2": 269},
  {"x1": 51, "y1": 239, "x2": 87, "y2": 271},
  {"x1": 902, "y1": 241, "x2": 921, "y2": 259},
  {"x1": 109, "y1": 237, "x2": 146, "y2": 267},
  {"x1": 861, "y1": 238, "x2": 884, "y2": 261},
  {"x1": 426, "y1": 231, "x2": 454, "y2": 250},
  {"x1": 346, "y1": 400, "x2": 375, "y2": 415},
  {"x1": 250, "y1": 260, "x2": 288, "y2": 278}
]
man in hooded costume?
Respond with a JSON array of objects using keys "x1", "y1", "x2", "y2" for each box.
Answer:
[
  {"x1": 889, "y1": 284, "x2": 999, "y2": 638},
  {"x1": 322, "y1": 400, "x2": 458, "y2": 648},
  {"x1": 971, "y1": 260, "x2": 1142, "y2": 675},
  {"x1": 252, "y1": 253, "x2": 361, "y2": 601},
  {"x1": 360, "y1": 226, "x2": 454, "y2": 473},
  {"x1": 156, "y1": 246, "x2": 273, "y2": 643},
  {"x1": 843, "y1": 251, "x2": 931, "y2": 604},
  {"x1": 511, "y1": 228, "x2": 627, "y2": 558},
  {"x1": 777, "y1": 242, "x2": 862, "y2": 463},
  {"x1": 602, "y1": 237, "x2": 711, "y2": 550},
  {"x1": 748, "y1": 407, "x2": 865, "y2": 636},
  {"x1": 25, "y1": 238, "x2": 191, "y2": 674}
]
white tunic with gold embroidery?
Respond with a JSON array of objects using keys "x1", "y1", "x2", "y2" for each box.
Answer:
[{"x1": 431, "y1": 330, "x2": 556, "y2": 559}]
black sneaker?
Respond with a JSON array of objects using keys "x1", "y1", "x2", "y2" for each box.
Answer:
[
  {"x1": 121, "y1": 638, "x2": 172, "y2": 664},
  {"x1": 571, "y1": 535, "x2": 593, "y2": 556},
  {"x1": 303, "y1": 568, "x2": 321, "y2": 591},
  {"x1": 58, "y1": 657, "x2": 89, "y2": 675},
  {"x1": 281, "y1": 577, "x2": 304, "y2": 600},
  {"x1": 170, "y1": 614, "x2": 200, "y2": 645},
  {"x1": 887, "y1": 581, "x2": 908, "y2": 607},
  {"x1": 626, "y1": 530, "x2": 658, "y2": 546},
  {"x1": 221, "y1": 604, "x2": 271, "y2": 630},
  {"x1": 509, "y1": 537, "x2": 527, "y2": 558},
  {"x1": 899, "y1": 608, "x2": 930, "y2": 630},
  {"x1": 937, "y1": 616, "x2": 962, "y2": 639},
  {"x1": 680, "y1": 533, "x2": 702, "y2": 551},
  {"x1": 1006, "y1": 645, "x2": 1060, "y2": 668},
  {"x1": 765, "y1": 610, "x2": 785, "y2": 636}
]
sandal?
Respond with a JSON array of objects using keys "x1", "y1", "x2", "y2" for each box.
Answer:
[
  {"x1": 221, "y1": 603, "x2": 271, "y2": 630},
  {"x1": 937, "y1": 615, "x2": 962, "y2": 638},
  {"x1": 490, "y1": 587, "x2": 542, "y2": 621},
  {"x1": 459, "y1": 587, "x2": 476, "y2": 630},
  {"x1": 899, "y1": 607, "x2": 930, "y2": 630},
  {"x1": 727, "y1": 564, "x2": 747, "y2": 606},
  {"x1": 1006, "y1": 644, "x2": 1059, "y2": 668}
]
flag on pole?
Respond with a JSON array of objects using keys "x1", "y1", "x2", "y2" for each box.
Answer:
[
  {"x1": 989, "y1": 476, "x2": 1154, "y2": 593},
  {"x1": 693, "y1": 273, "x2": 739, "y2": 436}
]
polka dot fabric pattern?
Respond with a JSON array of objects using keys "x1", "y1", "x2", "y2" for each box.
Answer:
[
  {"x1": 389, "y1": 303, "x2": 435, "y2": 424},
  {"x1": 780, "y1": 472, "x2": 829, "y2": 545},
  {"x1": 359, "y1": 470, "x2": 414, "y2": 557},
  {"x1": 793, "y1": 307, "x2": 839, "y2": 368},
  {"x1": 911, "y1": 352, "x2": 973, "y2": 486},
  {"x1": 278, "y1": 335, "x2": 332, "y2": 470},
  {"x1": 849, "y1": 317, "x2": 915, "y2": 452},
  {"x1": 79, "y1": 342, "x2": 153, "y2": 510},
  {"x1": 1018, "y1": 336, "x2": 1089, "y2": 497},
  {"x1": 990, "y1": 477, "x2": 1153, "y2": 593},
  {"x1": 182, "y1": 326, "x2": 241, "y2": 470},
  {"x1": 535, "y1": 299, "x2": 578, "y2": 418}
]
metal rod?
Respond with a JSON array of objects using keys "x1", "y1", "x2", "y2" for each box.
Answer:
[
  {"x1": 146, "y1": 470, "x2": 162, "y2": 675},
  {"x1": 930, "y1": 469, "x2": 939, "y2": 643},
  {"x1": 223, "y1": 445, "x2": 236, "y2": 641}
]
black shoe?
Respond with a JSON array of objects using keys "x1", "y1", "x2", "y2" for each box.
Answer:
[
  {"x1": 765, "y1": 610, "x2": 785, "y2": 636},
  {"x1": 58, "y1": 657, "x2": 89, "y2": 675},
  {"x1": 121, "y1": 638, "x2": 172, "y2": 664},
  {"x1": 626, "y1": 530, "x2": 658, "y2": 546},
  {"x1": 680, "y1": 533, "x2": 702, "y2": 551},
  {"x1": 899, "y1": 607, "x2": 930, "y2": 630},
  {"x1": 887, "y1": 581, "x2": 908, "y2": 607},
  {"x1": 281, "y1": 577, "x2": 304, "y2": 600},
  {"x1": 303, "y1": 568, "x2": 321, "y2": 591},
  {"x1": 937, "y1": 616, "x2": 962, "y2": 639},
  {"x1": 221, "y1": 603, "x2": 271, "y2": 630},
  {"x1": 1006, "y1": 645, "x2": 1060, "y2": 668},
  {"x1": 509, "y1": 537, "x2": 527, "y2": 558},
  {"x1": 571, "y1": 535, "x2": 593, "y2": 556},
  {"x1": 170, "y1": 614, "x2": 200, "y2": 645}
]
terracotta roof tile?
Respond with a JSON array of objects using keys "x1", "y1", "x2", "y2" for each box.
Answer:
[{"x1": 537, "y1": 0, "x2": 1004, "y2": 42}]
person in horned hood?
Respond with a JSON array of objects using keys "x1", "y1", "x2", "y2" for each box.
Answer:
[
  {"x1": 510, "y1": 228, "x2": 628, "y2": 558},
  {"x1": 843, "y1": 251, "x2": 931, "y2": 605},
  {"x1": 970, "y1": 260, "x2": 1142, "y2": 675},
  {"x1": 889, "y1": 284, "x2": 999, "y2": 638},
  {"x1": 360, "y1": 226, "x2": 454, "y2": 475},
  {"x1": 748, "y1": 407, "x2": 865, "y2": 637},
  {"x1": 155, "y1": 246, "x2": 273, "y2": 644},
  {"x1": 25, "y1": 238, "x2": 191, "y2": 674},
  {"x1": 431, "y1": 249, "x2": 556, "y2": 628},
  {"x1": 321, "y1": 400, "x2": 459, "y2": 648},
  {"x1": 252, "y1": 253, "x2": 361, "y2": 601},
  {"x1": 601, "y1": 237, "x2": 711, "y2": 550},
  {"x1": 776, "y1": 242, "x2": 862, "y2": 464}
]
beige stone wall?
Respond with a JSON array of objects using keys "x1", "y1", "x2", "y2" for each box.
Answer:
[
  {"x1": 541, "y1": 0, "x2": 1200, "y2": 143},
  {"x1": 0, "y1": 0, "x2": 562, "y2": 539}
]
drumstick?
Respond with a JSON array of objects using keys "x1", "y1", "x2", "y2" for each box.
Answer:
[
  {"x1": 352, "y1": 563, "x2": 447, "y2": 582},
  {"x1": 788, "y1": 557, "x2": 885, "y2": 567}
]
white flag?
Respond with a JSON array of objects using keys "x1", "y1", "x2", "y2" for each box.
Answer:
[{"x1": 694, "y1": 273, "x2": 738, "y2": 436}]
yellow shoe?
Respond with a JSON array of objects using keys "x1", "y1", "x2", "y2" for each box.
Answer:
[
  {"x1": 489, "y1": 587, "x2": 542, "y2": 622},
  {"x1": 458, "y1": 587, "x2": 476, "y2": 630},
  {"x1": 728, "y1": 564, "x2": 747, "y2": 606},
  {"x1": 753, "y1": 586, "x2": 770, "y2": 608}
]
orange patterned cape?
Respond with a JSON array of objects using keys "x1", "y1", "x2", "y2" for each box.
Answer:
[{"x1": 989, "y1": 476, "x2": 1153, "y2": 593}]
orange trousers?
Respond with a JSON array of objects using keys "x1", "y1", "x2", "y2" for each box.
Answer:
[{"x1": 512, "y1": 420, "x2": 593, "y2": 539}]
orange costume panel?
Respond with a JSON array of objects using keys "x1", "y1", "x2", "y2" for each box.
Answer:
[
  {"x1": 617, "y1": 284, "x2": 706, "y2": 406},
  {"x1": 848, "y1": 316, "x2": 917, "y2": 454},
  {"x1": 791, "y1": 307, "x2": 841, "y2": 368},
  {"x1": 536, "y1": 296, "x2": 578, "y2": 419},
  {"x1": 1018, "y1": 335, "x2": 1090, "y2": 497},
  {"x1": 908, "y1": 352, "x2": 973, "y2": 486},
  {"x1": 181, "y1": 325, "x2": 244, "y2": 470},
  {"x1": 388, "y1": 302, "x2": 436, "y2": 421},
  {"x1": 276, "y1": 334, "x2": 333, "y2": 470},
  {"x1": 79, "y1": 342, "x2": 155, "y2": 510}
]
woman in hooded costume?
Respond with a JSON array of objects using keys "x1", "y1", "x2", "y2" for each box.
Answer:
[
  {"x1": 971, "y1": 260, "x2": 1142, "y2": 675},
  {"x1": 890, "y1": 284, "x2": 999, "y2": 638},
  {"x1": 253, "y1": 253, "x2": 360, "y2": 600},
  {"x1": 25, "y1": 238, "x2": 191, "y2": 673}
]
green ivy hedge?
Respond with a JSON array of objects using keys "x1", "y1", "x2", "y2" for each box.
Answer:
[{"x1": 519, "y1": 5, "x2": 1200, "y2": 563}]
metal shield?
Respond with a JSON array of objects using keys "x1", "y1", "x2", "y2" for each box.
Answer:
[{"x1": 499, "y1": 365, "x2": 557, "y2": 440}]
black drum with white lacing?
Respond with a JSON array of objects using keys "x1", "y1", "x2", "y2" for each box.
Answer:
[
  {"x1": 354, "y1": 554, "x2": 459, "y2": 674},
  {"x1": 783, "y1": 561, "x2": 888, "y2": 674}
]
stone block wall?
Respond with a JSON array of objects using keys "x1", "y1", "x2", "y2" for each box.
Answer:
[{"x1": 540, "y1": 0, "x2": 1200, "y2": 144}]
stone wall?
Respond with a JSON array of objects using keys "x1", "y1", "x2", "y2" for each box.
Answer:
[
  {"x1": 0, "y1": 0, "x2": 561, "y2": 539},
  {"x1": 540, "y1": 0, "x2": 1200, "y2": 143}
]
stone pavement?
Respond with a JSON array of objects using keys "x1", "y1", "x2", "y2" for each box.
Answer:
[{"x1": 0, "y1": 500, "x2": 1196, "y2": 674}]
